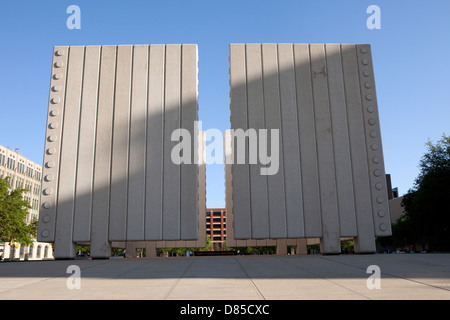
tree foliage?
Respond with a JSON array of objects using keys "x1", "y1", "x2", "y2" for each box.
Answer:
[
  {"x1": 0, "y1": 177, "x2": 37, "y2": 246},
  {"x1": 394, "y1": 134, "x2": 450, "y2": 251}
]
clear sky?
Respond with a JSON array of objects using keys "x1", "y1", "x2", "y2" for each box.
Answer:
[{"x1": 0, "y1": 0, "x2": 449, "y2": 208}]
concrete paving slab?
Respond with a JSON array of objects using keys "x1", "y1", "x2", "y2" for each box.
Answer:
[{"x1": 0, "y1": 254, "x2": 449, "y2": 300}]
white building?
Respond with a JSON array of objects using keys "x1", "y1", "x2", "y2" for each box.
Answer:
[{"x1": 0, "y1": 145, "x2": 53, "y2": 261}]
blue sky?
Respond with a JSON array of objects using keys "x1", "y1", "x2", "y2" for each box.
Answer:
[{"x1": 0, "y1": 1, "x2": 449, "y2": 207}]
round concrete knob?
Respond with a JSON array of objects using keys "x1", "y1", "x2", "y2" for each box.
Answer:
[
  {"x1": 46, "y1": 161, "x2": 55, "y2": 168},
  {"x1": 41, "y1": 230, "x2": 50, "y2": 238},
  {"x1": 48, "y1": 135, "x2": 57, "y2": 142},
  {"x1": 51, "y1": 97, "x2": 60, "y2": 104}
]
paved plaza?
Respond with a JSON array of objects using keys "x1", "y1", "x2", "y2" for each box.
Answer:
[{"x1": 0, "y1": 254, "x2": 449, "y2": 300}]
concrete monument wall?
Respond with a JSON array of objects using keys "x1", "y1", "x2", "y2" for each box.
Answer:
[
  {"x1": 228, "y1": 43, "x2": 391, "y2": 254},
  {"x1": 37, "y1": 45, "x2": 202, "y2": 259},
  {"x1": 112, "y1": 131, "x2": 207, "y2": 257}
]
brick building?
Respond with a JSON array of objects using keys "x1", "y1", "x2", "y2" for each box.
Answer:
[{"x1": 206, "y1": 208, "x2": 226, "y2": 249}]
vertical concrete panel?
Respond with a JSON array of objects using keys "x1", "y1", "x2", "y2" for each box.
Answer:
[
  {"x1": 356, "y1": 45, "x2": 392, "y2": 237},
  {"x1": 38, "y1": 46, "x2": 69, "y2": 243},
  {"x1": 163, "y1": 44, "x2": 181, "y2": 240},
  {"x1": 309, "y1": 44, "x2": 340, "y2": 254},
  {"x1": 90, "y1": 46, "x2": 116, "y2": 258},
  {"x1": 245, "y1": 44, "x2": 269, "y2": 239},
  {"x1": 278, "y1": 44, "x2": 304, "y2": 238},
  {"x1": 145, "y1": 45, "x2": 165, "y2": 240},
  {"x1": 293, "y1": 44, "x2": 322, "y2": 237},
  {"x1": 224, "y1": 130, "x2": 236, "y2": 246},
  {"x1": 54, "y1": 46, "x2": 85, "y2": 258},
  {"x1": 261, "y1": 44, "x2": 287, "y2": 239},
  {"x1": 127, "y1": 45, "x2": 148, "y2": 240},
  {"x1": 180, "y1": 44, "x2": 199, "y2": 239},
  {"x1": 341, "y1": 45, "x2": 376, "y2": 252},
  {"x1": 73, "y1": 46, "x2": 101, "y2": 242},
  {"x1": 325, "y1": 44, "x2": 357, "y2": 237},
  {"x1": 229, "y1": 44, "x2": 251, "y2": 239},
  {"x1": 196, "y1": 131, "x2": 207, "y2": 247},
  {"x1": 109, "y1": 45, "x2": 132, "y2": 241}
]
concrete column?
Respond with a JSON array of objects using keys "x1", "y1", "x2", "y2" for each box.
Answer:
[
  {"x1": 38, "y1": 46, "x2": 69, "y2": 244},
  {"x1": 54, "y1": 46, "x2": 85, "y2": 259},
  {"x1": 125, "y1": 242, "x2": 138, "y2": 258},
  {"x1": 295, "y1": 239, "x2": 308, "y2": 255},
  {"x1": 276, "y1": 239, "x2": 287, "y2": 256},
  {"x1": 90, "y1": 46, "x2": 116, "y2": 259},
  {"x1": 145, "y1": 242, "x2": 158, "y2": 258}
]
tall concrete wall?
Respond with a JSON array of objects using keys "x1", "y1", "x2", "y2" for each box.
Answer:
[
  {"x1": 224, "y1": 132, "x2": 307, "y2": 255},
  {"x1": 113, "y1": 131, "x2": 207, "y2": 257},
  {"x1": 38, "y1": 45, "x2": 201, "y2": 259},
  {"x1": 228, "y1": 43, "x2": 391, "y2": 254}
]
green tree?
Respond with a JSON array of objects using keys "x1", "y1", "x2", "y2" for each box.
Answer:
[
  {"x1": 395, "y1": 134, "x2": 450, "y2": 251},
  {"x1": 0, "y1": 177, "x2": 37, "y2": 246},
  {"x1": 197, "y1": 235, "x2": 212, "y2": 252}
]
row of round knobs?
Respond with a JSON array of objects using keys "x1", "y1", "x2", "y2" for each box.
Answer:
[
  {"x1": 360, "y1": 46, "x2": 388, "y2": 233},
  {"x1": 40, "y1": 49, "x2": 65, "y2": 238}
]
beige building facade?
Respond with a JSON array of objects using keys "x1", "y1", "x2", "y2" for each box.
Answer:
[{"x1": 0, "y1": 145, "x2": 53, "y2": 260}]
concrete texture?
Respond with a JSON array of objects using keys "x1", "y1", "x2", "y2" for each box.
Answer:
[
  {"x1": 38, "y1": 45, "x2": 202, "y2": 259},
  {"x1": 0, "y1": 254, "x2": 449, "y2": 300},
  {"x1": 224, "y1": 132, "x2": 308, "y2": 254},
  {"x1": 228, "y1": 44, "x2": 391, "y2": 254}
]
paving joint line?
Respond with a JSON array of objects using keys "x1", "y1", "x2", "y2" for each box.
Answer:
[
  {"x1": 233, "y1": 257, "x2": 267, "y2": 300},
  {"x1": 0, "y1": 259, "x2": 111, "y2": 295},
  {"x1": 319, "y1": 256, "x2": 450, "y2": 293},
  {"x1": 283, "y1": 257, "x2": 372, "y2": 300},
  {"x1": 163, "y1": 257, "x2": 197, "y2": 300}
]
